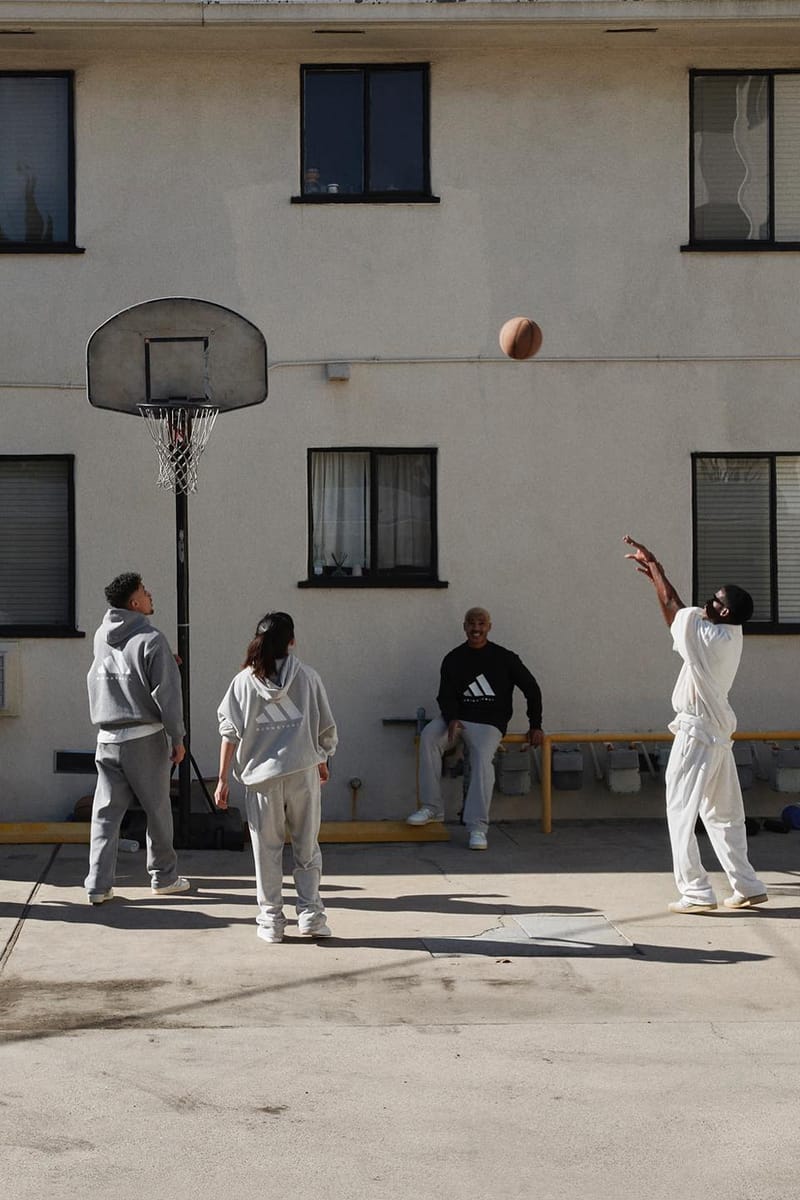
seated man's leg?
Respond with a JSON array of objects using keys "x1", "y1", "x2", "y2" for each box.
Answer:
[
  {"x1": 121, "y1": 731, "x2": 180, "y2": 889},
  {"x1": 461, "y1": 722, "x2": 503, "y2": 834},
  {"x1": 407, "y1": 717, "x2": 451, "y2": 822}
]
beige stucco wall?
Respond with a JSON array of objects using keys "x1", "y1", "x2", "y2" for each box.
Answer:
[{"x1": 2, "y1": 38, "x2": 800, "y2": 820}]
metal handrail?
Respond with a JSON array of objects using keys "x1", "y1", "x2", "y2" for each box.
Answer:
[{"x1": 502, "y1": 730, "x2": 800, "y2": 834}]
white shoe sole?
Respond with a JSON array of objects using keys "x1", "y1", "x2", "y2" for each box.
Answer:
[{"x1": 723, "y1": 893, "x2": 768, "y2": 909}]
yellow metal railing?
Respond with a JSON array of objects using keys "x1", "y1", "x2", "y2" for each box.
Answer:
[{"x1": 502, "y1": 730, "x2": 800, "y2": 834}]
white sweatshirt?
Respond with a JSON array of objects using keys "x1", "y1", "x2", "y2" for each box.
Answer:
[
  {"x1": 669, "y1": 606, "x2": 741, "y2": 743},
  {"x1": 217, "y1": 654, "x2": 337, "y2": 787}
]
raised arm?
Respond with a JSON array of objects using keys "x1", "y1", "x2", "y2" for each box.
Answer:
[{"x1": 623, "y1": 535, "x2": 684, "y2": 628}]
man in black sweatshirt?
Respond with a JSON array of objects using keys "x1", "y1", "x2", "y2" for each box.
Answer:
[{"x1": 407, "y1": 607, "x2": 543, "y2": 849}]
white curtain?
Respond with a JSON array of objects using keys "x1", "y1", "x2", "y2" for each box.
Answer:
[
  {"x1": 311, "y1": 451, "x2": 369, "y2": 569},
  {"x1": 376, "y1": 452, "x2": 431, "y2": 570}
]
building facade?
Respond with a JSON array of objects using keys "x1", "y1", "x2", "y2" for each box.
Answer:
[{"x1": 2, "y1": 0, "x2": 800, "y2": 820}]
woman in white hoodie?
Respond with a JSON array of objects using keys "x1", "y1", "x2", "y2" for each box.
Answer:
[{"x1": 214, "y1": 612, "x2": 337, "y2": 943}]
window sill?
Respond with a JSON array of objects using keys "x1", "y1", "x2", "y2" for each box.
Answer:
[
  {"x1": 681, "y1": 241, "x2": 800, "y2": 252},
  {"x1": 0, "y1": 244, "x2": 86, "y2": 254},
  {"x1": 0, "y1": 627, "x2": 86, "y2": 638},
  {"x1": 298, "y1": 577, "x2": 448, "y2": 589},
  {"x1": 291, "y1": 194, "x2": 440, "y2": 205},
  {"x1": 744, "y1": 624, "x2": 800, "y2": 635}
]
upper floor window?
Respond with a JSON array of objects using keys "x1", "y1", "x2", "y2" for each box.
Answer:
[
  {"x1": 303, "y1": 448, "x2": 445, "y2": 587},
  {"x1": 693, "y1": 453, "x2": 800, "y2": 632},
  {"x1": 0, "y1": 456, "x2": 80, "y2": 636},
  {"x1": 0, "y1": 72, "x2": 76, "y2": 251},
  {"x1": 689, "y1": 70, "x2": 800, "y2": 249},
  {"x1": 296, "y1": 64, "x2": 436, "y2": 203}
]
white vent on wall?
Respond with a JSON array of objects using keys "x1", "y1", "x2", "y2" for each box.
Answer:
[{"x1": 0, "y1": 643, "x2": 21, "y2": 716}]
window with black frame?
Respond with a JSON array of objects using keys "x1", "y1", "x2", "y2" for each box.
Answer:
[
  {"x1": 0, "y1": 456, "x2": 80, "y2": 636},
  {"x1": 689, "y1": 70, "x2": 800, "y2": 248},
  {"x1": 0, "y1": 73, "x2": 76, "y2": 251},
  {"x1": 296, "y1": 65, "x2": 435, "y2": 202},
  {"x1": 693, "y1": 453, "x2": 800, "y2": 631},
  {"x1": 304, "y1": 448, "x2": 444, "y2": 586}
]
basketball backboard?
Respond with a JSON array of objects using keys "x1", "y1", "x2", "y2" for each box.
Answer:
[{"x1": 86, "y1": 297, "x2": 268, "y2": 414}]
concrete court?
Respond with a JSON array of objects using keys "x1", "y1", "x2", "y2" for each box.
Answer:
[{"x1": 1, "y1": 820, "x2": 799, "y2": 1200}]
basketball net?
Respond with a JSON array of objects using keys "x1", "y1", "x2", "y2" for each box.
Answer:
[{"x1": 138, "y1": 403, "x2": 219, "y2": 494}]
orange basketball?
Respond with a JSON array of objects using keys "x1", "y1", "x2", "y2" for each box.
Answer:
[{"x1": 499, "y1": 316, "x2": 543, "y2": 360}]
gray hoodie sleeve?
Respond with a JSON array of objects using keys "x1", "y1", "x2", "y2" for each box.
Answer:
[
  {"x1": 315, "y1": 677, "x2": 338, "y2": 758},
  {"x1": 146, "y1": 634, "x2": 185, "y2": 743},
  {"x1": 217, "y1": 677, "x2": 243, "y2": 743}
]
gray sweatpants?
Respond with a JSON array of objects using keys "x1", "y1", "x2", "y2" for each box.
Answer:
[
  {"x1": 85, "y1": 730, "x2": 179, "y2": 894},
  {"x1": 245, "y1": 766, "x2": 324, "y2": 929},
  {"x1": 420, "y1": 717, "x2": 503, "y2": 832}
]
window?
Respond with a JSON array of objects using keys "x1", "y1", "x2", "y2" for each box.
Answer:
[
  {"x1": 0, "y1": 457, "x2": 80, "y2": 636},
  {"x1": 296, "y1": 64, "x2": 436, "y2": 203},
  {"x1": 689, "y1": 70, "x2": 800, "y2": 248},
  {"x1": 693, "y1": 453, "x2": 800, "y2": 632},
  {"x1": 0, "y1": 72, "x2": 76, "y2": 251},
  {"x1": 303, "y1": 449, "x2": 445, "y2": 586}
]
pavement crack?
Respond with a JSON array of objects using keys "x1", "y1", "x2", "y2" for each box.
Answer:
[{"x1": 0, "y1": 845, "x2": 61, "y2": 975}]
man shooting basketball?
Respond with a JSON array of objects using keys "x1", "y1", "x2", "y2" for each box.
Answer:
[
  {"x1": 624, "y1": 536, "x2": 767, "y2": 913},
  {"x1": 84, "y1": 572, "x2": 190, "y2": 904}
]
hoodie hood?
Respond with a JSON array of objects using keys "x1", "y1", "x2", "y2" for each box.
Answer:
[
  {"x1": 100, "y1": 607, "x2": 155, "y2": 647},
  {"x1": 248, "y1": 654, "x2": 301, "y2": 702}
]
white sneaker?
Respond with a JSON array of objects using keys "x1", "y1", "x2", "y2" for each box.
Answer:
[
  {"x1": 667, "y1": 896, "x2": 717, "y2": 913},
  {"x1": 152, "y1": 876, "x2": 190, "y2": 896},
  {"x1": 407, "y1": 805, "x2": 444, "y2": 826},
  {"x1": 468, "y1": 830, "x2": 488, "y2": 851},
  {"x1": 724, "y1": 891, "x2": 768, "y2": 909},
  {"x1": 257, "y1": 923, "x2": 285, "y2": 944},
  {"x1": 87, "y1": 889, "x2": 114, "y2": 905},
  {"x1": 298, "y1": 912, "x2": 332, "y2": 937}
]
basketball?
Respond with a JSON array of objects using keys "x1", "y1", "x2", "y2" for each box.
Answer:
[{"x1": 499, "y1": 316, "x2": 543, "y2": 360}]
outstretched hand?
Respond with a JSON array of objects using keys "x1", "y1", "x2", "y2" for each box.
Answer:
[{"x1": 623, "y1": 535, "x2": 656, "y2": 576}]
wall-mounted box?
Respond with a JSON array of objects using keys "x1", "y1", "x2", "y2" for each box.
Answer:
[{"x1": 0, "y1": 643, "x2": 21, "y2": 717}]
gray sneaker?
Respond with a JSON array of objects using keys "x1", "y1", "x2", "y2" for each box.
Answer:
[
  {"x1": 87, "y1": 889, "x2": 114, "y2": 905},
  {"x1": 152, "y1": 876, "x2": 190, "y2": 896},
  {"x1": 257, "y1": 922, "x2": 286, "y2": 944},
  {"x1": 407, "y1": 805, "x2": 444, "y2": 826},
  {"x1": 298, "y1": 912, "x2": 332, "y2": 937}
]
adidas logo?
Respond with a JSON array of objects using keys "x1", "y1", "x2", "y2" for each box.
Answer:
[
  {"x1": 256, "y1": 697, "x2": 303, "y2": 727},
  {"x1": 97, "y1": 653, "x2": 131, "y2": 678},
  {"x1": 463, "y1": 674, "x2": 495, "y2": 699}
]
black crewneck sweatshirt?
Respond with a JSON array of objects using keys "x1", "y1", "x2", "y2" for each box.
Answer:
[{"x1": 436, "y1": 641, "x2": 542, "y2": 734}]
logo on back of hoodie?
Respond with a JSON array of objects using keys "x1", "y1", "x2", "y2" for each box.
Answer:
[
  {"x1": 256, "y1": 697, "x2": 303, "y2": 728},
  {"x1": 96, "y1": 651, "x2": 131, "y2": 679}
]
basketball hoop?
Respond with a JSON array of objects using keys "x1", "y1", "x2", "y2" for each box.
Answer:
[{"x1": 139, "y1": 402, "x2": 219, "y2": 494}]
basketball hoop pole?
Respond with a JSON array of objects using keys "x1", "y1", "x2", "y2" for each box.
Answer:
[{"x1": 175, "y1": 488, "x2": 192, "y2": 847}]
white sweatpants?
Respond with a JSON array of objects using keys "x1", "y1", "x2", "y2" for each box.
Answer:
[
  {"x1": 665, "y1": 729, "x2": 765, "y2": 904},
  {"x1": 420, "y1": 717, "x2": 503, "y2": 832},
  {"x1": 245, "y1": 766, "x2": 324, "y2": 928}
]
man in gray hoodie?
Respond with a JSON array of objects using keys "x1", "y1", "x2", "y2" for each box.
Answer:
[{"x1": 85, "y1": 572, "x2": 189, "y2": 904}]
